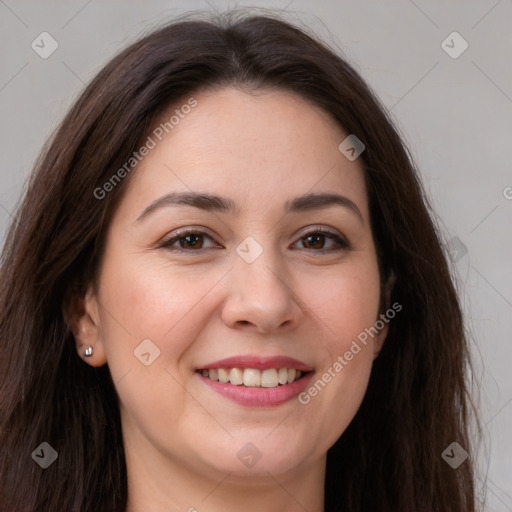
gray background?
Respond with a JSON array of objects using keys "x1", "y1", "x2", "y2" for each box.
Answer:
[{"x1": 1, "y1": 0, "x2": 510, "y2": 509}]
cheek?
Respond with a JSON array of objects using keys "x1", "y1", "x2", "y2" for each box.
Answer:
[
  {"x1": 294, "y1": 256, "x2": 380, "y2": 439},
  {"x1": 98, "y1": 255, "x2": 221, "y2": 344},
  {"x1": 300, "y1": 256, "x2": 381, "y2": 356},
  {"x1": 96, "y1": 257, "x2": 211, "y2": 445},
  {"x1": 96, "y1": 252, "x2": 231, "y2": 397}
]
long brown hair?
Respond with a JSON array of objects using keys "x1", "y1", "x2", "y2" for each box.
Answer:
[{"x1": 0, "y1": 10, "x2": 481, "y2": 511}]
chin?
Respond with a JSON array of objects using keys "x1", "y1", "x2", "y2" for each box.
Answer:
[{"x1": 195, "y1": 433, "x2": 313, "y2": 478}]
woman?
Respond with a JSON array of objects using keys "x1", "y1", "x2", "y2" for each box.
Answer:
[{"x1": 0, "y1": 10, "x2": 481, "y2": 512}]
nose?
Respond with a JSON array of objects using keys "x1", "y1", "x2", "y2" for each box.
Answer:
[{"x1": 220, "y1": 244, "x2": 303, "y2": 335}]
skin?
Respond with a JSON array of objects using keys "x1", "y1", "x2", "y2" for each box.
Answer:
[{"x1": 70, "y1": 87, "x2": 388, "y2": 512}]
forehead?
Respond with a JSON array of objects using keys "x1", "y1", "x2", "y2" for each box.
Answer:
[{"x1": 115, "y1": 87, "x2": 369, "y2": 220}]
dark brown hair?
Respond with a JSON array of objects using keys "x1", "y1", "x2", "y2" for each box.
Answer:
[{"x1": 0, "y1": 10, "x2": 481, "y2": 511}]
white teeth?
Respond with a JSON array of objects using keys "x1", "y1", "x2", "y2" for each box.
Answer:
[
  {"x1": 229, "y1": 368, "x2": 243, "y2": 386},
  {"x1": 200, "y1": 367, "x2": 305, "y2": 387},
  {"x1": 261, "y1": 369, "x2": 279, "y2": 388},
  {"x1": 218, "y1": 368, "x2": 229, "y2": 383},
  {"x1": 243, "y1": 368, "x2": 261, "y2": 387}
]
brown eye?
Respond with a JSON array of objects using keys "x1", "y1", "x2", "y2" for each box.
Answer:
[
  {"x1": 161, "y1": 230, "x2": 219, "y2": 251},
  {"x1": 179, "y1": 233, "x2": 204, "y2": 249},
  {"x1": 293, "y1": 230, "x2": 350, "y2": 252},
  {"x1": 302, "y1": 233, "x2": 326, "y2": 249}
]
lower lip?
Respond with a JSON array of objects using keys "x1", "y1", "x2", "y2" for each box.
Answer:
[{"x1": 198, "y1": 372, "x2": 314, "y2": 408}]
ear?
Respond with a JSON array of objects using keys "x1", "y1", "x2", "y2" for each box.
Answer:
[
  {"x1": 372, "y1": 321, "x2": 389, "y2": 360},
  {"x1": 63, "y1": 283, "x2": 107, "y2": 368},
  {"x1": 373, "y1": 271, "x2": 396, "y2": 360}
]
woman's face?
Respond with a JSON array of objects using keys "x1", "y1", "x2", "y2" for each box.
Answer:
[{"x1": 77, "y1": 87, "x2": 387, "y2": 482}]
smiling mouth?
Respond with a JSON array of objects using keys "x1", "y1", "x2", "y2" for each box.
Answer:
[{"x1": 197, "y1": 367, "x2": 307, "y2": 388}]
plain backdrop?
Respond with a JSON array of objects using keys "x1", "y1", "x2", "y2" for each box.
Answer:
[{"x1": 0, "y1": 1, "x2": 511, "y2": 510}]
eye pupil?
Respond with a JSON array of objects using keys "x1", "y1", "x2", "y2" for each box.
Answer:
[
  {"x1": 304, "y1": 234, "x2": 324, "y2": 249},
  {"x1": 181, "y1": 234, "x2": 202, "y2": 248}
]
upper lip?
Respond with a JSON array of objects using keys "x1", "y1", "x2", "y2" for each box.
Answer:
[{"x1": 197, "y1": 355, "x2": 314, "y2": 372}]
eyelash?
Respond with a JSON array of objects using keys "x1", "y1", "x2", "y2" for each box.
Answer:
[{"x1": 159, "y1": 227, "x2": 351, "y2": 254}]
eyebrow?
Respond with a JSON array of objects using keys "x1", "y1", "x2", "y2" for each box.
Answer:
[{"x1": 134, "y1": 191, "x2": 364, "y2": 224}]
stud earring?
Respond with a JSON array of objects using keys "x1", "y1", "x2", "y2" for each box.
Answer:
[{"x1": 83, "y1": 346, "x2": 94, "y2": 358}]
